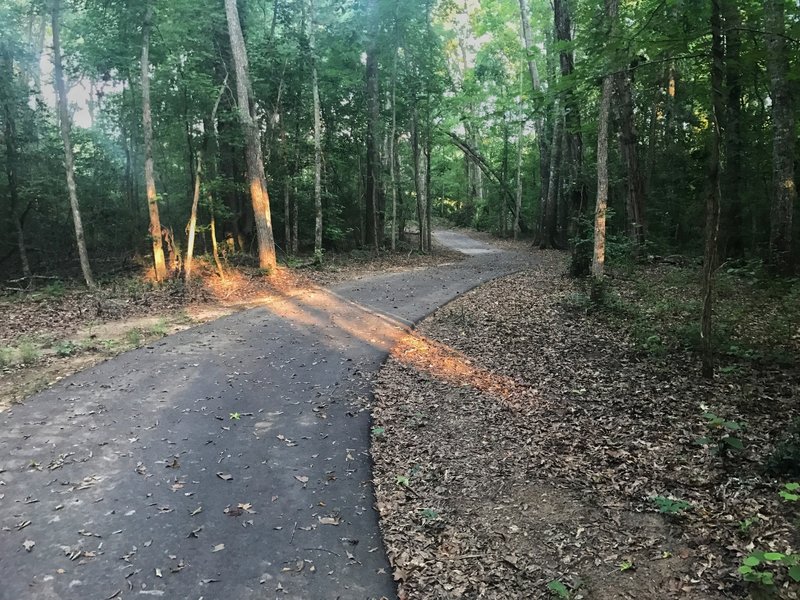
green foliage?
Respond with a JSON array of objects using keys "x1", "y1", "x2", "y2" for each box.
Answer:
[
  {"x1": 696, "y1": 412, "x2": 744, "y2": 454},
  {"x1": 651, "y1": 496, "x2": 691, "y2": 515},
  {"x1": 546, "y1": 580, "x2": 570, "y2": 599},
  {"x1": 395, "y1": 475, "x2": 410, "y2": 487},
  {"x1": 55, "y1": 341, "x2": 79, "y2": 357},
  {"x1": 420, "y1": 508, "x2": 439, "y2": 521},
  {"x1": 0, "y1": 346, "x2": 13, "y2": 367},
  {"x1": 18, "y1": 341, "x2": 39, "y2": 365},
  {"x1": 739, "y1": 516, "x2": 760, "y2": 535},
  {"x1": 779, "y1": 483, "x2": 800, "y2": 503},
  {"x1": 739, "y1": 551, "x2": 800, "y2": 587},
  {"x1": 124, "y1": 329, "x2": 143, "y2": 347},
  {"x1": 371, "y1": 426, "x2": 385, "y2": 438}
]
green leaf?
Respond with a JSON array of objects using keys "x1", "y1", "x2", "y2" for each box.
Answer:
[
  {"x1": 785, "y1": 482, "x2": 800, "y2": 491},
  {"x1": 723, "y1": 421, "x2": 741, "y2": 431},
  {"x1": 724, "y1": 436, "x2": 744, "y2": 450},
  {"x1": 743, "y1": 556, "x2": 761, "y2": 567},
  {"x1": 788, "y1": 565, "x2": 800, "y2": 582},
  {"x1": 546, "y1": 580, "x2": 570, "y2": 599},
  {"x1": 738, "y1": 565, "x2": 753, "y2": 574},
  {"x1": 763, "y1": 552, "x2": 785, "y2": 562}
]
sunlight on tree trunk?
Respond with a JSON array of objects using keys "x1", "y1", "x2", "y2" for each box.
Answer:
[
  {"x1": 141, "y1": 2, "x2": 166, "y2": 282},
  {"x1": 184, "y1": 154, "x2": 201, "y2": 281},
  {"x1": 592, "y1": 78, "x2": 613, "y2": 299},
  {"x1": 52, "y1": 0, "x2": 95, "y2": 288},
  {"x1": 224, "y1": 0, "x2": 277, "y2": 272}
]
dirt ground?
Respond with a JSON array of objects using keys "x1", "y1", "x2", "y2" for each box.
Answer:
[{"x1": 371, "y1": 250, "x2": 800, "y2": 600}]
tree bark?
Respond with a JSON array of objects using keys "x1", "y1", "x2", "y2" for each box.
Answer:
[
  {"x1": 514, "y1": 118, "x2": 524, "y2": 240},
  {"x1": 764, "y1": 0, "x2": 796, "y2": 274},
  {"x1": 140, "y1": 2, "x2": 167, "y2": 281},
  {"x1": 224, "y1": 0, "x2": 278, "y2": 272},
  {"x1": 702, "y1": 0, "x2": 724, "y2": 378},
  {"x1": 541, "y1": 106, "x2": 562, "y2": 249},
  {"x1": 389, "y1": 46, "x2": 398, "y2": 251},
  {"x1": 614, "y1": 70, "x2": 647, "y2": 248},
  {"x1": 309, "y1": 0, "x2": 323, "y2": 259},
  {"x1": 517, "y1": 0, "x2": 549, "y2": 232},
  {"x1": 592, "y1": 78, "x2": 614, "y2": 295},
  {"x1": 721, "y1": 0, "x2": 743, "y2": 258},
  {"x1": 365, "y1": 0, "x2": 383, "y2": 251},
  {"x1": 52, "y1": 0, "x2": 95, "y2": 288}
]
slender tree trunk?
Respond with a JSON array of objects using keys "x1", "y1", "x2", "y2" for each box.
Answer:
[
  {"x1": 540, "y1": 104, "x2": 562, "y2": 249},
  {"x1": 140, "y1": 3, "x2": 167, "y2": 281},
  {"x1": 411, "y1": 104, "x2": 427, "y2": 252},
  {"x1": 592, "y1": 77, "x2": 614, "y2": 297},
  {"x1": 184, "y1": 154, "x2": 202, "y2": 280},
  {"x1": 518, "y1": 0, "x2": 549, "y2": 230},
  {"x1": 209, "y1": 212, "x2": 225, "y2": 279},
  {"x1": 425, "y1": 112, "x2": 432, "y2": 252},
  {"x1": 309, "y1": 0, "x2": 323, "y2": 259},
  {"x1": 224, "y1": 0, "x2": 278, "y2": 272},
  {"x1": 764, "y1": 0, "x2": 796, "y2": 274},
  {"x1": 514, "y1": 118, "x2": 524, "y2": 240},
  {"x1": 702, "y1": 0, "x2": 724, "y2": 378},
  {"x1": 614, "y1": 71, "x2": 647, "y2": 248},
  {"x1": 389, "y1": 48, "x2": 398, "y2": 251},
  {"x1": 365, "y1": 0, "x2": 382, "y2": 252},
  {"x1": 52, "y1": 0, "x2": 95, "y2": 288}
]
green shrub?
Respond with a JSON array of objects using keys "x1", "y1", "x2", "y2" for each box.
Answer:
[{"x1": 18, "y1": 341, "x2": 40, "y2": 364}]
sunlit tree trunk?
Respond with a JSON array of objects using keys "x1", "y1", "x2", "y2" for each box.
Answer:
[
  {"x1": 184, "y1": 155, "x2": 202, "y2": 280},
  {"x1": 764, "y1": 0, "x2": 796, "y2": 274},
  {"x1": 52, "y1": 0, "x2": 95, "y2": 288},
  {"x1": 592, "y1": 76, "x2": 613, "y2": 297},
  {"x1": 140, "y1": 2, "x2": 167, "y2": 281},
  {"x1": 702, "y1": 0, "x2": 724, "y2": 378},
  {"x1": 411, "y1": 104, "x2": 428, "y2": 252},
  {"x1": 224, "y1": 0, "x2": 277, "y2": 272},
  {"x1": 309, "y1": 0, "x2": 323, "y2": 259}
]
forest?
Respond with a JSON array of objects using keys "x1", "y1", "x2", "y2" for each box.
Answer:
[{"x1": 0, "y1": 0, "x2": 795, "y2": 283}]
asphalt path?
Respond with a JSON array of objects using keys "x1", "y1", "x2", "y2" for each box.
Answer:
[{"x1": 0, "y1": 230, "x2": 529, "y2": 600}]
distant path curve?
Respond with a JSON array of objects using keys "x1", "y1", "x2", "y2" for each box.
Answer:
[{"x1": 0, "y1": 230, "x2": 530, "y2": 600}]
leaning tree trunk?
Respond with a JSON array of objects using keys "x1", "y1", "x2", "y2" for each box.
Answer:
[
  {"x1": 309, "y1": 0, "x2": 323, "y2": 259},
  {"x1": 140, "y1": 3, "x2": 167, "y2": 281},
  {"x1": 702, "y1": 0, "x2": 724, "y2": 378},
  {"x1": 764, "y1": 0, "x2": 796, "y2": 274},
  {"x1": 224, "y1": 0, "x2": 277, "y2": 272},
  {"x1": 53, "y1": 0, "x2": 95, "y2": 288}
]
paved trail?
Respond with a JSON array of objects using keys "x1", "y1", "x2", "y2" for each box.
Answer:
[{"x1": 0, "y1": 231, "x2": 529, "y2": 600}]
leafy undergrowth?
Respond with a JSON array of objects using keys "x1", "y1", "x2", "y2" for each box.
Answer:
[
  {"x1": 372, "y1": 252, "x2": 799, "y2": 600},
  {"x1": 0, "y1": 247, "x2": 455, "y2": 408}
]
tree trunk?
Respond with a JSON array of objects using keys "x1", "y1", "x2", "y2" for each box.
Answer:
[
  {"x1": 1, "y1": 49, "x2": 32, "y2": 280},
  {"x1": 702, "y1": 0, "x2": 724, "y2": 378},
  {"x1": 425, "y1": 111, "x2": 432, "y2": 251},
  {"x1": 224, "y1": 0, "x2": 277, "y2": 272},
  {"x1": 184, "y1": 154, "x2": 202, "y2": 280},
  {"x1": 614, "y1": 71, "x2": 647, "y2": 248},
  {"x1": 52, "y1": 0, "x2": 95, "y2": 288},
  {"x1": 412, "y1": 104, "x2": 427, "y2": 252},
  {"x1": 517, "y1": 0, "x2": 549, "y2": 231},
  {"x1": 592, "y1": 77, "x2": 614, "y2": 296},
  {"x1": 389, "y1": 47, "x2": 398, "y2": 251},
  {"x1": 764, "y1": 0, "x2": 796, "y2": 274},
  {"x1": 540, "y1": 104, "x2": 562, "y2": 249},
  {"x1": 141, "y1": 2, "x2": 167, "y2": 281},
  {"x1": 310, "y1": 0, "x2": 323, "y2": 259},
  {"x1": 514, "y1": 118, "x2": 524, "y2": 240},
  {"x1": 365, "y1": 0, "x2": 382, "y2": 252}
]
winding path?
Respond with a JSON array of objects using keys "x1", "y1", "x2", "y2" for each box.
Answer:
[{"x1": 0, "y1": 231, "x2": 528, "y2": 600}]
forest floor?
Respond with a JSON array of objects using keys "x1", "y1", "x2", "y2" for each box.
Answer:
[
  {"x1": 372, "y1": 242, "x2": 800, "y2": 599},
  {"x1": 0, "y1": 242, "x2": 463, "y2": 410}
]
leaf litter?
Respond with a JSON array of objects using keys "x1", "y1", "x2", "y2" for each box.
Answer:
[{"x1": 371, "y1": 252, "x2": 799, "y2": 600}]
